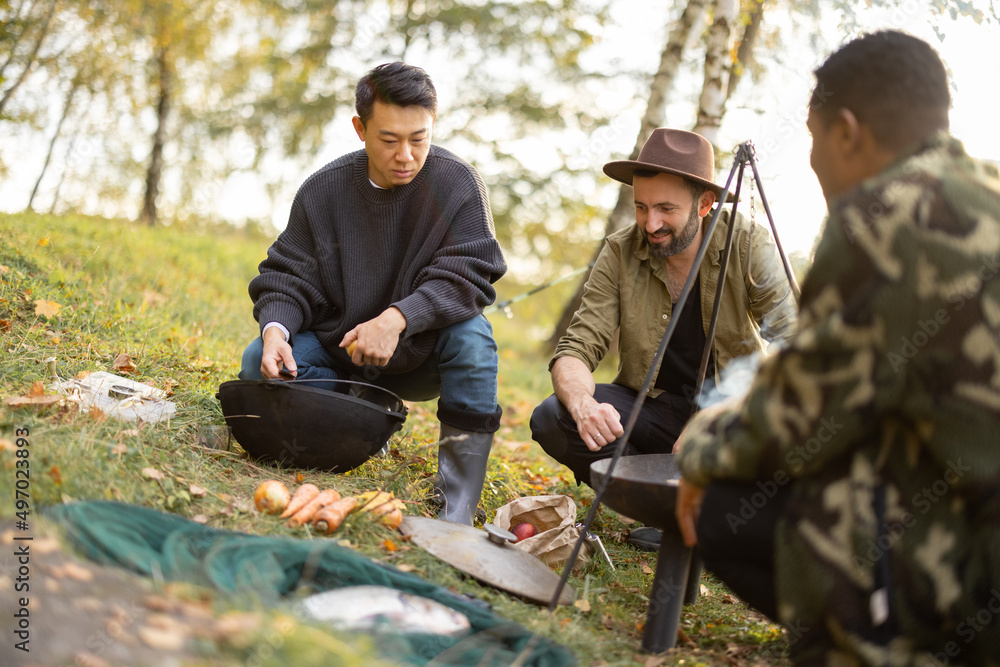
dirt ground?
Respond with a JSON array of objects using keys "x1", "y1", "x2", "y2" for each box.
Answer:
[{"x1": 0, "y1": 519, "x2": 248, "y2": 667}]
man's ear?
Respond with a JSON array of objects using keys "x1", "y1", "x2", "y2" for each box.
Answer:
[
  {"x1": 834, "y1": 108, "x2": 863, "y2": 156},
  {"x1": 352, "y1": 116, "x2": 366, "y2": 141},
  {"x1": 698, "y1": 190, "x2": 717, "y2": 217}
]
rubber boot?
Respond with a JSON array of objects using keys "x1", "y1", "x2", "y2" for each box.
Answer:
[{"x1": 433, "y1": 424, "x2": 493, "y2": 525}]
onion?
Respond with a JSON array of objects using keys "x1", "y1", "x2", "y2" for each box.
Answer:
[{"x1": 254, "y1": 480, "x2": 290, "y2": 515}]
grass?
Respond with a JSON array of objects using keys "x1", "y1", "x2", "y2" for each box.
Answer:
[{"x1": 0, "y1": 211, "x2": 789, "y2": 666}]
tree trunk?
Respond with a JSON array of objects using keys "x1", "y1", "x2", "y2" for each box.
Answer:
[
  {"x1": 0, "y1": 0, "x2": 57, "y2": 118},
  {"x1": 27, "y1": 77, "x2": 79, "y2": 211},
  {"x1": 692, "y1": 0, "x2": 740, "y2": 148},
  {"x1": 141, "y1": 44, "x2": 172, "y2": 226},
  {"x1": 546, "y1": 0, "x2": 710, "y2": 350},
  {"x1": 726, "y1": 0, "x2": 765, "y2": 100}
]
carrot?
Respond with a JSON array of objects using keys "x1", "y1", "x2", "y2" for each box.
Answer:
[
  {"x1": 279, "y1": 483, "x2": 320, "y2": 519},
  {"x1": 286, "y1": 488, "x2": 340, "y2": 527},
  {"x1": 313, "y1": 496, "x2": 359, "y2": 535}
]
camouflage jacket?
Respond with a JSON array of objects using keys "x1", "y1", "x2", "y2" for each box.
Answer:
[{"x1": 677, "y1": 133, "x2": 1000, "y2": 666}]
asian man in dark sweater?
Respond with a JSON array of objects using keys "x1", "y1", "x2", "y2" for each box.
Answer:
[{"x1": 240, "y1": 62, "x2": 507, "y2": 526}]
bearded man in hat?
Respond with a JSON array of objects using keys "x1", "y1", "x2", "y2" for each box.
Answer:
[{"x1": 530, "y1": 128, "x2": 797, "y2": 550}]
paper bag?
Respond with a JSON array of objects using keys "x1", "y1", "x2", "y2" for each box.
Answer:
[{"x1": 493, "y1": 494, "x2": 589, "y2": 570}]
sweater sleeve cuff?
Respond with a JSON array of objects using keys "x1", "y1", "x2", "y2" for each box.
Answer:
[
  {"x1": 393, "y1": 292, "x2": 436, "y2": 337},
  {"x1": 258, "y1": 302, "x2": 305, "y2": 343}
]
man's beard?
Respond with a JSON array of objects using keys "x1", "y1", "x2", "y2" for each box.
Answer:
[{"x1": 644, "y1": 205, "x2": 701, "y2": 259}]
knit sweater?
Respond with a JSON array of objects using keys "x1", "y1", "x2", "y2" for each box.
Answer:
[{"x1": 249, "y1": 145, "x2": 507, "y2": 374}]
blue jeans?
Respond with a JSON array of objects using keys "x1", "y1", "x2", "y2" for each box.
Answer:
[{"x1": 239, "y1": 315, "x2": 501, "y2": 432}]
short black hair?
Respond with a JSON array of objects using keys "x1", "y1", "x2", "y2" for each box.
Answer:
[
  {"x1": 633, "y1": 169, "x2": 708, "y2": 204},
  {"x1": 355, "y1": 62, "x2": 437, "y2": 127},
  {"x1": 809, "y1": 30, "x2": 950, "y2": 151}
]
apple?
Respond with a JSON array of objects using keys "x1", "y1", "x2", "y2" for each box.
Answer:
[{"x1": 511, "y1": 522, "x2": 539, "y2": 542}]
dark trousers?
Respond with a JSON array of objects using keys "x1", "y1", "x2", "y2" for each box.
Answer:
[
  {"x1": 529, "y1": 384, "x2": 690, "y2": 487},
  {"x1": 696, "y1": 480, "x2": 788, "y2": 621}
]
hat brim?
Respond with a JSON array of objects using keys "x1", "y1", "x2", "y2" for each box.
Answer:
[{"x1": 603, "y1": 160, "x2": 737, "y2": 203}]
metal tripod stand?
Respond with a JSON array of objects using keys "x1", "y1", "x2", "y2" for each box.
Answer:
[{"x1": 548, "y1": 140, "x2": 801, "y2": 650}]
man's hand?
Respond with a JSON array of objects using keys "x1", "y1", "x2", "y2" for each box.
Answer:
[
  {"x1": 571, "y1": 396, "x2": 625, "y2": 451},
  {"x1": 675, "y1": 477, "x2": 705, "y2": 548},
  {"x1": 341, "y1": 307, "x2": 407, "y2": 367},
  {"x1": 260, "y1": 326, "x2": 296, "y2": 379}
]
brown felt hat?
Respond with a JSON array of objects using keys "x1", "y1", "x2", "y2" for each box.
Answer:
[{"x1": 603, "y1": 128, "x2": 734, "y2": 202}]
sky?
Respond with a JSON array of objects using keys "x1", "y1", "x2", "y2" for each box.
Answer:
[{"x1": 2, "y1": 2, "x2": 999, "y2": 260}]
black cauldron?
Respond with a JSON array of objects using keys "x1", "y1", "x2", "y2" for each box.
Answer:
[{"x1": 217, "y1": 379, "x2": 408, "y2": 471}]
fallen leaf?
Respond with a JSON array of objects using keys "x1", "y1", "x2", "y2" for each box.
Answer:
[
  {"x1": 191, "y1": 514, "x2": 208, "y2": 524},
  {"x1": 33, "y1": 298, "x2": 61, "y2": 317},
  {"x1": 112, "y1": 352, "x2": 136, "y2": 373},
  {"x1": 89, "y1": 405, "x2": 106, "y2": 421},
  {"x1": 3, "y1": 394, "x2": 62, "y2": 408},
  {"x1": 138, "y1": 625, "x2": 187, "y2": 650},
  {"x1": 76, "y1": 370, "x2": 92, "y2": 380},
  {"x1": 700, "y1": 583, "x2": 711, "y2": 597},
  {"x1": 0, "y1": 320, "x2": 9, "y2": 331},
  {"x1": 34, "y1": 537, "x2": 60, "y2": 554},
  {"x1": 141, "y1": 290, "x2": 167, "y2": 309},
  {"x1": 382, "y1": 539, "x2": 398, "y2": 552},
  {"x1": 189, "y1": 484, "x2": 208, "y2": 497},
  {"x1": 640, "y1": 561, "x2": 653, "y2": 575},
  {"x1": 294, "y1": 472, "x2": 304, "y2": 483},
  {"x1": 396, "y1": 563, "x2": 416, "y2": 573},
  {"x1": 142, "y1": 467, "x2": 165, "y2": 481},
  {"x1": 574, "y1": 599, "x2": 591, "y2": 612},
  {"x1": 47, "y1": 465, "x2": 63, "y2": 484},
  {"x1": 74, "y1": 652, "x2": 111, "y2": 667},
  {"x1": 50, "y1": 562, "x2": 94, "y2": 581},
  {"x1": 29, "y1": 381, "x2": 45, "y2": 396}
]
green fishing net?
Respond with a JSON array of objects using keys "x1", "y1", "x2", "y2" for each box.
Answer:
[{"x1": 44, "y1": 501, "x2": 576, "y2": 666}]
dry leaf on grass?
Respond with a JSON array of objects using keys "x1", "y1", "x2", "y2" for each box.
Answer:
[
  {"x1": 191, "y1": 514, "x2": 209, "y2": 524},
  {"x1": 574, "y1": 599, "x2": 591, "y2": 612},
  {"x1": 112, "y1": 353, "x2": 136, "y2": 373},
  {"x1": 189, "y1": 484, "x2": 208, "y2": 497},
  {"x1": 47, "y1": 465, "x2": 63, "y2": 484},
  {"x1": 640, "y1": 561, "x2": 654, "y2": 575},
  {"x1": 138, "y1": 624, "x2": 187, "y2": 650},
  {"x1": 50, "y1": 561, "x2": 94, "y2": 581},
  {"x1": 74, "y1": 652, "x2": 111, "y2": 667},
  {"x1": 3, "y1": 394, "x2": 62, "y2": 408},
  {"x1": 142, "y1": 467, "x2": 165, "y2": 481},
  {"x1": 34, "y1": 298, "x2": 61, "y2": 317}
]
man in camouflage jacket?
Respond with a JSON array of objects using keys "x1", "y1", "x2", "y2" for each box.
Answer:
[{"x1": 675, "y1": 31, "x2": 1000, "y2": 665}]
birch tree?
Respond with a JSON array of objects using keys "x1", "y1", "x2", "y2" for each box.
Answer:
[{"x1": 547, "y1": 0, "x2": 711, "y2": 348}]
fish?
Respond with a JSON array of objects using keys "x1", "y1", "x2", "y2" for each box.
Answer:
[{"x1": 297, "y1": 585, "x2": 471, "y2": 636}]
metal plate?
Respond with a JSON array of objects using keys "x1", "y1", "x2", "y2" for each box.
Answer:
[
  {"x1": 590, "y1": 454, "x2": 681, "y2": 531},
  {"x1": 400, "y1": 516, "x2": 575, "y2": 606}
]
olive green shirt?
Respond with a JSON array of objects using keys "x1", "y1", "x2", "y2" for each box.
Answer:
[{"x1": 552, "y1": 209, "x2": 798, "y2": 396}]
